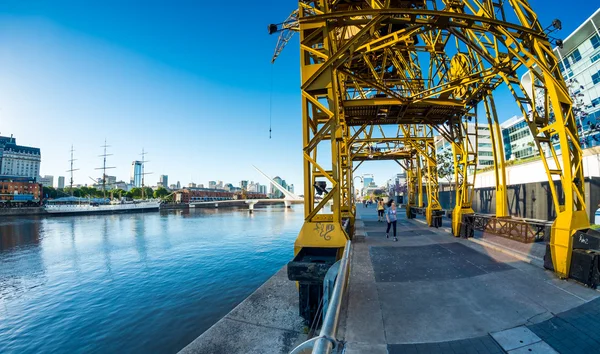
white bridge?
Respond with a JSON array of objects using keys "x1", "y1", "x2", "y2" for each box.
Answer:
[{"x1": 189, "y1": 166, "x2": 303, "y2": 211}]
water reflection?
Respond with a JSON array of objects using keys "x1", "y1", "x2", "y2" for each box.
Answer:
[
  {"x1": 0, "y1": 217, "x2": 42, "y2": 252},
  {"x1": 102, "y1": 217, "x2": 113, "y2": 277},
  {"x1": 0, "y1": 206, "x2": 302, "y2": 353}
]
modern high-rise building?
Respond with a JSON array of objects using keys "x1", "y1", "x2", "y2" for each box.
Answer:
[
  {"x1": 271, "y1": 176, "x2": 284, "y2": 198},
  {"x1": 0, "y1": 135, "x2": 41, "y2": 180},
  {"x1": 209, "y1": 181, "x2": 216, "y2": 189},
  {"x1": 57, "y1": 176, "x2": 65, "y2": 189},
  {"x1": 500, "y1": 115, "x2": 536, "y2": 160},
  {"x1": 216, "y1": 180, "x2": 223, "y2": 189},
  {"x1": 240, "y1": 180, "x2": 248, "y2": 190},
  {"x1": 257, "y1": 184, "x2": 267, "y2": 195},
  {"x1": 130, "y1": 161, "x2": 142, "y2": 188},
  {"x1": 176, "y1": 181, "x2": 181, "y2": 189},
  {"x1": 522, "y1": 8, "x2": 600, "y2": 147},
  {"x1": 363, "y1": 177, "x2": 373, "y2": 189},
  {"x1": 38, "y1": 175, "x2": 54, "y2": 188},
  {"x1": 158, "y1": 175, "x2": 168, "y2": 188},
  {"x1": 287, "y1": 184, "x2": 294, "y2": 194}
]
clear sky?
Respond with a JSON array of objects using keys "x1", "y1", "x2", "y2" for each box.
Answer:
[{"x1": 0, "y1": 1, "x2": 598, "y2": 190}]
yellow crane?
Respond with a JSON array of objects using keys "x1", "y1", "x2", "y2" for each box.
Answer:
[{"x1": 271, "y1": 1, "x2": 588, "y2": 323}]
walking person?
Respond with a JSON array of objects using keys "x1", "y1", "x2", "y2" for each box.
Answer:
[
  {"x1": 377, "y1": 198, "x2": 385, "y2": 222},
  {"x1": 386, "y1": 201, "x2": 398, "y2": 241}
]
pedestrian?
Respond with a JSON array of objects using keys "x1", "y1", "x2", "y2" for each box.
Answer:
[
  {"x1": 377, "y1": 198, "x2": 385, "y2": 222},
  {"x1": 386, "y1": 201, "x2": 398, "y2": 241}
]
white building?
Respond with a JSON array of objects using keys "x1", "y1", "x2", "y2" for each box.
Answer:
[
  {"x1": 57, "y1": 176, "x2": 65, "y2": 189},
  {"x1": 38, "y1": 175, "x2": 54, "y2": 188},
  {"x1": 500, "y1": 115, "x2": 536, "y2": 160},
  {"x1": 0, "y1": 135, "x2": 41, "y2": 179},
  {"x1": 522, "y1": 9, "x2": 600, "y2": 148},
  {"x1": 434, "y1": 123, "x2": 494, "y2": 170}
]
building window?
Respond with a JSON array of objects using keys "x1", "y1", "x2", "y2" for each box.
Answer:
[
  {"x1": 570, "y1": 49, "x2": 582, "y2": 64},
  {"x1": 593, "y1": 71, "x2": 600, "y2": 85},
  {"x1": 592, "y1": 97, "x2": 600, "y2": 107},
  {"x1": 592, "y1": 34, "x2": 600, "y2": 50}
]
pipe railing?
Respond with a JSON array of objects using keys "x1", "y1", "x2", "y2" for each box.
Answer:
[{"x1": 290, "y1": 239, "x2": 352, "y2": 354}]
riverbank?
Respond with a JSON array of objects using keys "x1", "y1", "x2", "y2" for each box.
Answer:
[
  {"x1": 179, "y1": 266, "x2": 307, "y2": 354},
  {"x1": 0, "y1": 207, "x2": 46, "y2": 216},
  {"x1": 0, "y1": 201, "x2": 254, "y2": 217}
]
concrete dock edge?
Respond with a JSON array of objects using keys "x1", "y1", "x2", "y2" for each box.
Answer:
[{"x1": 179, "y1": 266, "x2": 307, "y2": 354}]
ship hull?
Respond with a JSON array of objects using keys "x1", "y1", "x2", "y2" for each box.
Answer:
[{"x1": 44, "y1": 202, "x2": 161, "y2": 216}]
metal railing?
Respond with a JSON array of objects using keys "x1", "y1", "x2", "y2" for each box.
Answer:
[
  {"x1": 462, "y1": 213, "x2": 552, "y2": 243},
  {"x1": 290, "y1": 240, "x2": 352, "y2": 354}
]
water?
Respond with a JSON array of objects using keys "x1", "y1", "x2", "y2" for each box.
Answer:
[{"x1": 0, "y1": 206, "x2": 303, "y2": 353}]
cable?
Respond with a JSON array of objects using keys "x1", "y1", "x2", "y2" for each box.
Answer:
[{"x1": 269, "y1": 64, "x2": 274, "y2": 139}]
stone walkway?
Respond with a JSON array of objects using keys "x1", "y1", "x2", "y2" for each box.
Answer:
[{"x1": 340, "y1": 204, "x2": 600, "y2": 354}]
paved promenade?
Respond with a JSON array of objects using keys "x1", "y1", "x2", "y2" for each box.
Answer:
[{"x1": 339, "y1": 204, "x2": 600, "y2": 354}]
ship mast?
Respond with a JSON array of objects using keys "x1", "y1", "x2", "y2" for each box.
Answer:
[
  {"x1": 95, "y1": 139, "x2": 115, "y2": 199},
  {"x1": 67, "y1": 145, "x2": 79, "y2": 196},
  {"x1": 139, "y1": 148, "x2": 152, "y2": 200}
]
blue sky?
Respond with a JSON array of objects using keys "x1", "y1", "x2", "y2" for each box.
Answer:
[{"x1": 0, "y1": 1, "x2": 597, "y2": 190}]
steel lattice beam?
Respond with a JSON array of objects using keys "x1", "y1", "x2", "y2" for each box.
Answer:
[{"x1": 289, "y1": 0, "x2": 588, "y2": 279}]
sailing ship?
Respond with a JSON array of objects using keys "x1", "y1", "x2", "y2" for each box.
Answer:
[{"x1": 45, "y1": 142, "x2": 161, "y2": 215}]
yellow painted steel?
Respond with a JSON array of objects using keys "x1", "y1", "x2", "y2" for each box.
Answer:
[
  {"x1": 284, "y1": 0, "x2": 588, "y2": 278},
  {"x1": 401, "y1": 125, "x2": 441, "y2": 226},
  {"x1": 482, "y1": 93, "x2": 508, "y2": 218}
]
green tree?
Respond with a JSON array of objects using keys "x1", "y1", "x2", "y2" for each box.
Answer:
[
  {"x1": 143, "y1": 187, "x2": 154, "y2": 199},
  {"x1": 153, "y1": 187, "x2": 169, "y2": 199},
  {"x1": 437, "y1": 150, "x2": 454, "y2": 207},
  {"x1": 130, "y1": 187, "x2": 142, "y2": 199},
  {"x1": 42, "y1": 186, "x2": 57, "y2": 199},
  {"x1": 110, "y1": 188, "x2": 125, "y2": 199}
]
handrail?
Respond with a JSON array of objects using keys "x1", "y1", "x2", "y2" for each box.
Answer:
[{"x1": 289, "y1": 240, "x2": 352, "y2": 354}]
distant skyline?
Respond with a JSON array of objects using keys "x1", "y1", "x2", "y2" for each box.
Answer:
[{"x1": 1, "y1": 1, "x2": 597, "y2": 190}]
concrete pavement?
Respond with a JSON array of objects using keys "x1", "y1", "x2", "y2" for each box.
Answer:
[{"x1": 340, "y1": 204, "x2": 600, "y2": 354}]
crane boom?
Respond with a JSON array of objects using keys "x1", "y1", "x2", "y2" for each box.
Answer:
[{"x1": 268, "y1": 9, "x2": 299, "y2": 64}]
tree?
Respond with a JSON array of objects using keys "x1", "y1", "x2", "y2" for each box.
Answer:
[
  {"x1": 130, "y1": 187, "x2": 142, "y2": 199},
  {"x1": 143, "y1": 187, "x2": 154, "y2": 199},
  {"x1": 437, "y1": 150, "x2": 454, "y2": 207},
  {"x1": 42, "y1": 186, "x2": 57, "y2": 199},
  {"x1": 153, "y1": 187, "x2": 169, "y2": 199},
  {"x1": 110, "y1": 188, "x2": 125, "y2": 199}
]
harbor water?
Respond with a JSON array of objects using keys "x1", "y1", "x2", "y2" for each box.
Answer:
[{"x1": 0, "y1": 206, "x2": 302, "y2": 353}]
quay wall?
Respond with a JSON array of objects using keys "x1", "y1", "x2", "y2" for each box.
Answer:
[{"x1": 0, "y1": 207, "x2": 46, "y2": 217}]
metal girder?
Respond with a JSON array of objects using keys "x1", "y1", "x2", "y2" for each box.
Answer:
[
  {"x1": 288, "y1": 0, "x2": 588, "y2": 279},
  {"x1": 400, "y1": 124, "x2": 442, "y2": 226}
]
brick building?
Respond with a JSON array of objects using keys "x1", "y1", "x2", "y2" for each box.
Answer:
[
  {"x1": 0, "y1": 177, "x2": 42, "y2": 205},
  {"x1": 174, "y1": 188, "x2": 234, "y2": 203}
]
